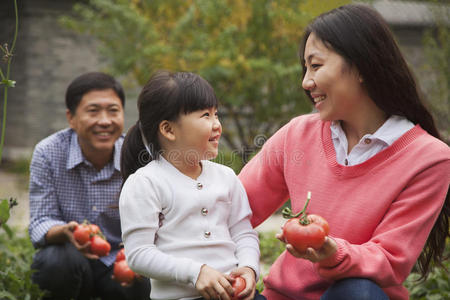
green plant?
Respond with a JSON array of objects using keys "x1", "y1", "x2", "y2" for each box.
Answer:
[
  {"x1": 0, "y1": 0, "x2": 18, "y2": 164},
  {"x1": 0, "y1": 228, "x2": 46, "y2": 300},
  {"x1": 1, "y1": 158, "x2": 31, "y2": 176},
  {"x1": 404, "y1": 238, "x2": 450, "y2": 299},
  {"x1": 257, "y1": 231, "x2": 285, "y2": 292}
]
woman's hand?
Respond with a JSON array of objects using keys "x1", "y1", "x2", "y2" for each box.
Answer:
[
  {"x1": 195, "y1": 265, "x2": 234, "y2": 300},
  {"x1": 276, "y1": 230, "x2": 337, "y2": 263},
  {"x1": 229, "y1": 266, "x2": 257, "y2": 300}
]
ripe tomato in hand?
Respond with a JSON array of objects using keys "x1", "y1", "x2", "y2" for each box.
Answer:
[
  {"x1": 116, "y1": 248, "x2": 126, "y2": 262},
  {"x1": 113, "y1": 260, "x2": 135, "y2": 284},
  {"x1": 231, "y1": 276, "x2": 246, "y2": 300},
  {"x1": 90, "y1": 235, "x2": 111, "y2": 257},
  {"x1": 283, "y1": 214, "x2": 329, "y2": 252},
  {"x1": 73, "y1": 224, "x2": 91, "y2": 245},
  {"x1": 89, "y1": 224, "x2": 100, "y2": 235}
]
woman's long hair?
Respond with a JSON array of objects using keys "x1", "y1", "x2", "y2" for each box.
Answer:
[
  {"x1": 120, "y1": 71, "x2": 219, "y2": 182},
  {"x1": 299, "y1": 4, "x2": 449, "y2": 279}
]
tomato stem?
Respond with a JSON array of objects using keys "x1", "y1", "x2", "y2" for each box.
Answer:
[{"x1": 282, "y1": 191, "x2": 312, "y2": 222}]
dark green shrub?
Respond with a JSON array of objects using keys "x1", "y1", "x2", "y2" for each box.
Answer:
[{"x1": 0, "y1": 228, "x2": 45, "y2": 300}]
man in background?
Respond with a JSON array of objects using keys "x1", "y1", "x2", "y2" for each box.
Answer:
[{"x1": 28, "y1": 72, "x2": 150, "y2": 300}]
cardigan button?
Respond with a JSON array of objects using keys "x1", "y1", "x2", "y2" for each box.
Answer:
[
  {"x1": 204, "y1": 231, "x2": 211, "y2": 238},
  {"x1": 201, "y1": 208, "x2": 208, "y2": 216},
  {"x1": 197, "y1": 182, "x2": 203, "y2": 190}
]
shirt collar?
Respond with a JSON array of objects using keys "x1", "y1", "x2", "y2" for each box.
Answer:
[
  {"x1": 330, "y1": 116, "x2": 414, "y2": 146},
  {"x1": 112, "y1": 138, "x2": 121, "y2": 172},
  {"x1": 67, "y1": 130, "x2": 85, "y2": 170},
  {"x1": 66, "y1": 129, "x2": 122, "y2": 172},
  {"x1": 370, "y1": 115, "x2": 414, "y2": 145}
]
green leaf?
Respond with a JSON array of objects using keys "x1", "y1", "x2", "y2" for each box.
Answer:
[
  {"x1": 0, "y1": 291, "x2": 17, "y2": 300},
  {"x1": 2, "y1": 222, "x2": 13, "y2": 238},
  {"x1": 0, "y1": 199, "x2": 10, "y2": 225}
]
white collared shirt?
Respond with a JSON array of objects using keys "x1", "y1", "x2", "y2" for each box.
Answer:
[{"x1": 331, "y1": 115, "x2": 415, "y2": 166}]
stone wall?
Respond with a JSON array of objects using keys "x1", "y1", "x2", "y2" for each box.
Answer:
[{"x1": 0, "y1": 0, "x2": 138, "y2": 160}]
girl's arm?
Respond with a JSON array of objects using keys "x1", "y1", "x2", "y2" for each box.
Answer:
[
  {"x1": 119, "y1": 174, "x2": 203, "y2": 286},
  {"x1": 228, "y1": 173, "x2": 260, "y2": 279}
]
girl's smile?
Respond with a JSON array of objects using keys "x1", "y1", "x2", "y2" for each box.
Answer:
[{"x1": 171, "y1": 107, "x2": 222, "y2": 163}]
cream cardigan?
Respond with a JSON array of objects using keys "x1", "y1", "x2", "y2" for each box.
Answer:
[{"x1": 120, "y1": 157, "x2": 260, "y2": 300}]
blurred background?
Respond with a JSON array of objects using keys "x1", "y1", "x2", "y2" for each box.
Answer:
[{"x1": 0, "y1": 0, "x2": 448, "y2": 172}]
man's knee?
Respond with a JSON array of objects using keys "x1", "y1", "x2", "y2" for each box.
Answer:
[
  {"x1": 31, "y1": 243, "x2": 93, "y2": 299},
  {"x1": 32, "y1": 243, "x2": 88, "y2": 275}
]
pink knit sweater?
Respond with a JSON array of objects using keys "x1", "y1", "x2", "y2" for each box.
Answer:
[{"x1": 239, "y1": 113, "x2": 450, "y2": 300}]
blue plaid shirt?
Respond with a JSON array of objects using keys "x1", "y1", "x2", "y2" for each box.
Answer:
[{"x1": 29, "y1": 128, "x2": 123, "y2": 266}]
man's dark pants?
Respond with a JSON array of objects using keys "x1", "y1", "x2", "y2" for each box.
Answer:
[{"x1": 31, "y1": 243, "x2": 150, "y2": 300}]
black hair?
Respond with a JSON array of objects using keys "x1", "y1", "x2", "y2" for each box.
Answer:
[
  {"x1": 65, "y1": 72, "x2": 125, "y2": 114},
  {"x1": 299, "y1": 3, "x2": 448, "y2": 279},
  {"x1": 120, "y1": 70, "x2": 219, "y2": 181}
]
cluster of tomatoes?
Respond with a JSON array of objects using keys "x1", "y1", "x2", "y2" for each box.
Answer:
[
  {"x1": 113, "y1": 248, "x2": 136, "y2": 285},
  {"x1": 73, "y1": 222, "x2": 136, "y2": 285},
  {"x1": 73, "y1": 222, "x2": 111, "y2": 257}
]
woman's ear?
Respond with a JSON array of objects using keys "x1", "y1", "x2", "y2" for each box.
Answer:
[{"x1": 159, "y1": 120, "x2": 176, "y2": 141}]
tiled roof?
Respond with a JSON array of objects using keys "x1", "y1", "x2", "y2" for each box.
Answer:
[{"x1": 371, "y1": 0, "x2": 450, "y2": 27}]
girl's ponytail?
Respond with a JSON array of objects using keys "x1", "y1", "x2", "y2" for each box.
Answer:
[{"x1": 120, "y1": 122, "x2": 152, "y2": 182}]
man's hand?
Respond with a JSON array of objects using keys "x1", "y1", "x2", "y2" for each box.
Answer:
[
  {"x1": 45, "y1": 221, "x2": 99, "y2": 259},
  {"x1": 276, "y1": 230, "x2": 337, "y2": 263},
  {"x1": 195, "y1": 265, "x2": 234, "y2": 300},
  {"x1": 229, "y1": 266, "x2": 257, "y2": 300}
]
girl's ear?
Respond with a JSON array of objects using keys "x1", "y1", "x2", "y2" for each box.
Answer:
[{"x1": 159, "y1": 120, "x2": 176, "y2": 141}]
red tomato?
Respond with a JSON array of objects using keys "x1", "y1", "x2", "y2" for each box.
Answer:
[
  {"x1": 231, "y1": 276, "x2": 246, "y2": 300},
  {"x1": 90, "y1": 235, "x2": 111, "y2": 257},
  {"x1": 113, "y1": 260, "x2": 135, "y2": 284},
  {"x1": 89, "y1": 224, "x2": 100, "y2": 235},
  {"x1": 73, "y1": 224, "x2": 91, "y2": 245},
  {"x1": 283, "y1": 214, "x2": 329, "y2": 252},
  {"x1": 116, "y1": 248, "x2": 126, "y2": 262},
  {"x1": 308, "y1": 214, "x2": 329, "y2": 235}
]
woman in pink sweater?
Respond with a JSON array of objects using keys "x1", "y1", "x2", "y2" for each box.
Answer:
[{"x1": 239, "y1": 4, "x2": 450, "y2": 300}]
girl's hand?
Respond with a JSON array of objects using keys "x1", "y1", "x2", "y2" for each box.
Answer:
[
  {"x1": 276, "y1": 230, "x2": 337, "y2": 263},
  {"x1": 195, "y1": 265, "x2": 234, "y2": 300},
  {"x1": 229, "y1": 267, "x2": 256, "y2": 300}
]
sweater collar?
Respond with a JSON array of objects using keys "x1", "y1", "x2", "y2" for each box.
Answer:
[{"x1": 323, "y1": 121, "x2": 424, "y2": 177}]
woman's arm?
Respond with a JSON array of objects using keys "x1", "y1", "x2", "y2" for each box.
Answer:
[
  {"x1": 238, "y1": 123, "x2": 291, "y2": 227},
  {"x1": 315, "y1": 160, "x2": 450, "y2": 286}
]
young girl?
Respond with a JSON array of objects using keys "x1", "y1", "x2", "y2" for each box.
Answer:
[{"x1": 119, "y1": 71, "x2": 262, "y2": 300}]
